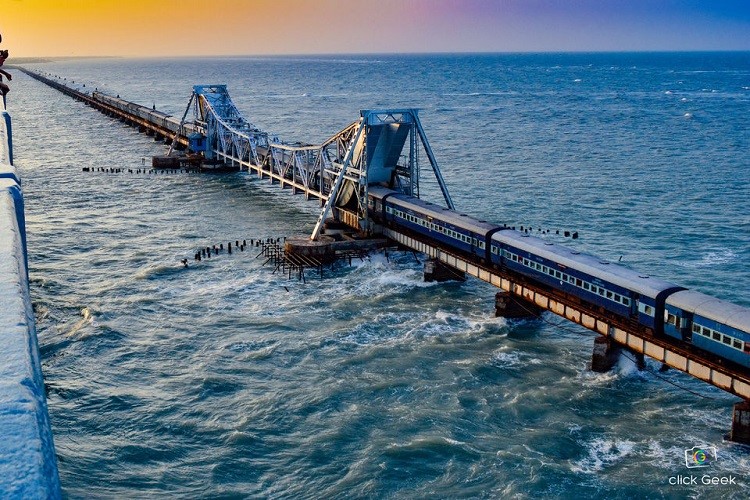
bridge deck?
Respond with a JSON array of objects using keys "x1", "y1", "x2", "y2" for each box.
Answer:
[{"x1": 385, "y1": 227, "x2": 750, "y2": 400}]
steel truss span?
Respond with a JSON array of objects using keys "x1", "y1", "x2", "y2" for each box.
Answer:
[{"x1": 188, "y1": 86, "x2": 454, "y2": 239}]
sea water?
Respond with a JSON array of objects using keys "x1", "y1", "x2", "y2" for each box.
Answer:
[{"x1": 11, "y1": 53, "x2": 750, "y2": 498}]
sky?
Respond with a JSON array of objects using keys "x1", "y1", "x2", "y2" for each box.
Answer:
[{"x1": 1, "y1": 0, "x2": 749, "y2": 57}]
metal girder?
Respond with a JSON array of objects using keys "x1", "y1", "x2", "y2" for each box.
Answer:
[
  {"x1": 310, "y1": 119, "x2": 365, "y2": 240},
  {"x1": 183, "y1": 88, "x2": 455, "y2": 238}
]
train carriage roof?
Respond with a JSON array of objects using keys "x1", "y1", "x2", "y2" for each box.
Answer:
[
  {"x1": 667, "y1": 290, "x2": 750, "y2": 335},
  {"x1": 494, "y1": 230, "x2": 680, "y2": 298},
  {"x1": 382, "y1": 191, "x2": 500, "y2": 234},
  {"x1": 372, "y1": 188, "x2": 682, "y2": 300}
]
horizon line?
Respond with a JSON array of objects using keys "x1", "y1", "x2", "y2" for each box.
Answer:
[{"x1": 10, "y1": 49, "x2": 750, "y2": 62}]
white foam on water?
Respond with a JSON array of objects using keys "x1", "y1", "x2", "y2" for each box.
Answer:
[
  {"x1": 675, "y1": 248, "x2": 737, "y2": 268},
  {"x1": 570, "y1": 437, "x2": 636, "y2": 473},
  {"x1": 63, "y1": 306, "x2": 95, "y2": 338}
]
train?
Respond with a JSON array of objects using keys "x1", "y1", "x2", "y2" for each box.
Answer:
[
  {"x1": 91, "y1": 91, "x2": 198, "y2": 136},
  {"x1": 368, "y1": 186, "x2": 750, "y2": 369}
]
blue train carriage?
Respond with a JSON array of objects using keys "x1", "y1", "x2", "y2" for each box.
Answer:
[
  {"x1": 491, "y1": 231, "x2": 683, "y2": 332},
  {"x1": 665, "y1": 290, "x2": 750, "y2": 368},
  {"x1": 371, "y1": 187, "x2": 498, "y2": 259}
]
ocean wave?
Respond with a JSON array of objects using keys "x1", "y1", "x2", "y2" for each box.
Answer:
[
  {"x1": 133, "y1": 262, "x2": 190, "y2": 280},
  {"x1": 674, "y1": 249, "x2": 737, "y2": 269},
  {"x1": 491, "y1": 347, "x2": 542, "y2": 369},
  {"x1": 570, "y1": 437, "x2": 635, "y2": 473},
  {"x1": 384, "y1": 435, "x2": 481, "y2": 460},
  {"x1": 441, "y1": 91, "x2": 515, "y2": 97},
  {"x1": 64, "y1": 306, "x2": 95, "y2": 338}
]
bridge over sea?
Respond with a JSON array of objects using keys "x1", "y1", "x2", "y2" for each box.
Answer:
[{"x1": 17, "y1": 68, "x2": 750, "y2": 445}]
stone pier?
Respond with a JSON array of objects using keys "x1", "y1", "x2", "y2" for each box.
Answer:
[{"x1": 494, "y1": 290, "x2": 541, "y2": 318}]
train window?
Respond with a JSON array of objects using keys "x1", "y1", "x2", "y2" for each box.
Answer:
[
  {"x1": 734, "y1": 339, "x2": 743, "y2": 350},
  {"x1": 722, "y1": 335, "x2": 732, "y2": 345},
  {"x1": 623, "y1": 298, "x2": 630, "y2": 306},
  {"x1": 639, "y1": 304, "x2": 654, "y2": 316},
  {"x1": 491, "y1": 246, "x2": 498, "y2": 254},
  {"x1": 667, "y1": 313, "x2": 677, "y2": 326},
  {"x1": 576, "y1": 279, "x2": 582, "y2": 287},
  {"x1": 712, "y1": 331, "x2": 721, "y2": 341},
  {"x1": 702, "y1": 326, "x2": 711, "y2": 336},
  {"x1": 693, "y1": 324, "x2": 700, "y2": 333},
  {"x1": 606, "y1": 291, "x2": 613, "y2": 299},
  {"x1": 583, "y1": 283, "x2": 590, "y2": 290}
]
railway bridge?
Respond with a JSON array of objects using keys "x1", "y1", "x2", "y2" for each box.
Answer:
[{"x1": 21, "y1": 68, "x2": 750, "y2": 444}]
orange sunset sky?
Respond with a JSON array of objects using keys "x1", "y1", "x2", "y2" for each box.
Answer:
[{"x1": 2, "y1": 0, "x2": 749, "y2": 57}]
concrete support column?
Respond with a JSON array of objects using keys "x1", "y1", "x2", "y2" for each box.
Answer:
[
  {"x1": 424, "y1": 259, "x2": 465, "y2": 282},
  {"x1": 591, "y1": 336, "x2": 621, "y2": 372},
  {"x1": 494, "y1": 291, "x2": 541, "y2": 318},
  {"x1": 730, "y1": 400, "x2": 750, "y2": 445}
]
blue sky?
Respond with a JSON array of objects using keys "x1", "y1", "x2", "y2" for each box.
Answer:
[{"x1": 3, "y1": 0, "x2": 750, "y2": 57}]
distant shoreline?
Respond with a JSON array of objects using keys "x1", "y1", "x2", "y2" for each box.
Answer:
[
  {"x1": 5, "y1": 50, "x2": 750, "y2": 64},
  {"x1": 8, "y1": 56, "x2": 120, "y2": 64}
]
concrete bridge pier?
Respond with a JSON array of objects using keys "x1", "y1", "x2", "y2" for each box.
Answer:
[
  {"x1": 591, "y1": 336, "x2": 622, "y2": 372},
  {"x1": 730, "y1": 400, "x2": 750, "y2": 445},
  {"x1": 424, "y1": 258, "x2": 465, "y2": 282},
  {"x1": 494, "y1": 291, "x2": 541, "y2": 318}
]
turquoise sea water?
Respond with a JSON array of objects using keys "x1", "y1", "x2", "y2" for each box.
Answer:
[{"x1": 11, "y1": 53, "x2": 750, "y2": 497}]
